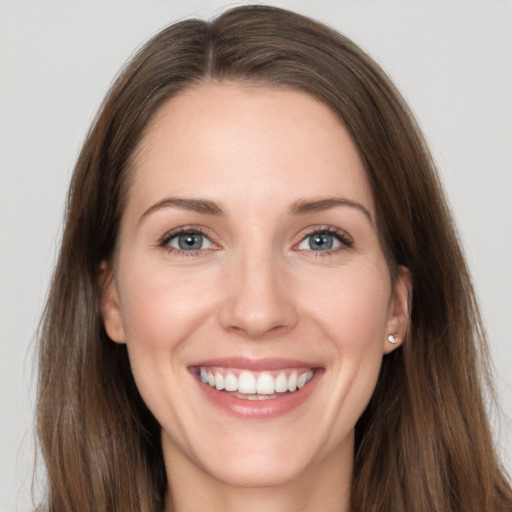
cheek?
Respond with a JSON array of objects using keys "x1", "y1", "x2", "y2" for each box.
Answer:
[
  {"x1": 302, "y1": 261, "x2": 392, "y2": 350},
  {"x1": 114, "y1": 259, "x2": 221, "y2": 426},
  {"x1": 117, "y1": 259, "x2": 218, "y2": 350},
  {"x1": 302, "y1": 262, "x2": 391, "y2": 412}
]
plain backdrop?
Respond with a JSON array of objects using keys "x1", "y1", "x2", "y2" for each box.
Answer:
[{"x1": 1, "y1": 1, "x2": 511, "y2": 510}]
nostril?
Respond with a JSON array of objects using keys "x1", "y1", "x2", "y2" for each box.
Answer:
[
  {"x1": 224, "y1": 321, "x2": 292, "y2": 340},
  {"x1": 217, "y1": 260, "x2": 299, "y2": 338},
  {"x1": 219, "y1": 292, "x2": 298, "y2": 339}
]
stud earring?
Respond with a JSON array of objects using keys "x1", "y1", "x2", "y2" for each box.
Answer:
[{"x1": 387, "y1": 334, "x2": 398, "y2": 344}]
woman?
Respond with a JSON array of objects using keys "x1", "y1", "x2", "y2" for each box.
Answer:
[{"x1": 36, "y1": 5, "x2": 512, "y2": 512}]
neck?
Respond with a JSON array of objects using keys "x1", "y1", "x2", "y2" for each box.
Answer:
[{"x1": 163, "y1": 438, "x2": 352, "y2": 512}]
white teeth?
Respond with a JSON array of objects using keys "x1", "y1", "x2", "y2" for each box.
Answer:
[
  {"x1": 297, "y1": 372, "x2": 307, "y2": 389},
  {"x1": 232, "y1": 391, "x2": 280, "y2": 401},
  {"x1": 199, "y1": 367, "x2": 316, "y2": 396},
  {"x1": 224, "y1": 373, "x2": 238, "y2": 392},
  {"x1": 256, "y1": 373, "x2": 275, "y2": 394},
  {"x1": 275, "y1": 372, "x2": 288, "y2": 393},
  {"x1": 238, "y1": 371, "x2": 256, "y2": 394},
  {"x1": 215, "y1": 372, "x2": 224, "y2": 391},
  {"x1": 287, "y1": 372, "x2": 298, "y2": 392},
  {"x1": 297, "y1": 372, "x2": 314, "y2": 389}
]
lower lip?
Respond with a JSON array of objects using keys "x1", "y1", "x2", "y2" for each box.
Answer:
[{"x1": 194, "y1": 371, "x2": 322, "y2": 419}]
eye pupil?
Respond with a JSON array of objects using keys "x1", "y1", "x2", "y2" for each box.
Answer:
[
  {"x1": 310, "y1": 233, "x2": 333, "y2": 250},
  {"x1": 178, "y1": 233, "x2": 203, "y2": 250}
]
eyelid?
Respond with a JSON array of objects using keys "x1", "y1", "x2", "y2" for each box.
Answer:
[
  {"x1": 156, "y1": 224, "x2": 352, "y2": 255},
  {"x1": 158, "y1": 225, "x2": 219, "y2": 254},
  {"x1": 294, "y1": 226, "x2": 353, "y2": 252},
  {"x1": 169, "y1": 232, "x2": 213, "y2": 251}
]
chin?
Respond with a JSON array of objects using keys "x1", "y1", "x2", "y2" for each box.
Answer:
[
  {"x1": 198, "y1": 446, "x2": 312, "y2": 488},
  {"x1": 166, "y1": 420, "x2": 351, "y2": 490}
]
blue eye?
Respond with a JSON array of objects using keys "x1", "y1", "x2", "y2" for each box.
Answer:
[
  {"x1": 298, "y1": 230, "x2": 350, "y2": 251},
  {"x1": 166, "y1": 231, "x2": 213, "y2": 251}
]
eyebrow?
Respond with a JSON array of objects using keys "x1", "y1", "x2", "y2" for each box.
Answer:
[
  {"x1": 138, "y1": 195, "x2": 374, "y2": 226},
  {"x1": 288, "y1": 197, "x2": 374, "y2": 226},
  {"x1": 139, "y1": 197, "x2": 225, "y2": 225}
]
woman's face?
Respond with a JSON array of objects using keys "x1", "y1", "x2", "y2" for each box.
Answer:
[{"x1": 102, "y1": 83, "x2": 409, "y2": 488}]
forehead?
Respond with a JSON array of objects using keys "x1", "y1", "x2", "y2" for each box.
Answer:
[{"x1": 127, "y1": 82, "x2": 374, "y2": 218}]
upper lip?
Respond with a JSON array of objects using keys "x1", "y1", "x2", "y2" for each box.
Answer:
[{"x1": 188, "y1": 357, "x2": 322, "y2": 372}]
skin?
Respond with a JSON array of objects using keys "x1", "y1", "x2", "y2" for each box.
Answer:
[{"x1": 102, "y1": 82, "x2": 411, "y2": 512}]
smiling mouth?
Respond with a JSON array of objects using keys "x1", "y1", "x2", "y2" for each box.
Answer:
[{"x1": 194, "y1": 367, "x2": 316, "y2": 400}]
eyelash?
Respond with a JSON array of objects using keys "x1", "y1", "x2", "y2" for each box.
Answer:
[
  {"x1": 158, "y1": 227, "x2": 214, "y2": 256},
  {"x1": 157, "y1": 226, "x2": 353, "y2": 256},
  {"x1": 298, "y1": 226, "x2": 353, "y2": 256}
]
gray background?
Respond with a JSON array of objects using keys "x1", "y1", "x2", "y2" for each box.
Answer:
[{"x1": 1, "y1": 1, "x2": 511, "y2": 510}]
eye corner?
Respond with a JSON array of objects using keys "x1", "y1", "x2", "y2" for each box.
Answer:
[
  {"x1": 157, "y1": 226, "x2": 219, "y2": 255},
  {"x1": 294, "y1": 226, "x2": 353, "y2": 254}
]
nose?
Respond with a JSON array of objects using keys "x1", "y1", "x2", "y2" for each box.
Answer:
[{"x1": 219, "y1": 251, "x2": 298, "y2": 340}]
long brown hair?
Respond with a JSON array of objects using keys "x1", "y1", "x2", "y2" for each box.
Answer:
[{"x1": 36, "y1": 5, "x2": 512, "y2": 511}]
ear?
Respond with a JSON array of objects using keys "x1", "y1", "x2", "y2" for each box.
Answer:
[
  {"x1": 99, "y1": 261, "x2": 126, "y2": 344},
  {"x1": 383, "y1": 266, "x2": 412, "y2": 354}
]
